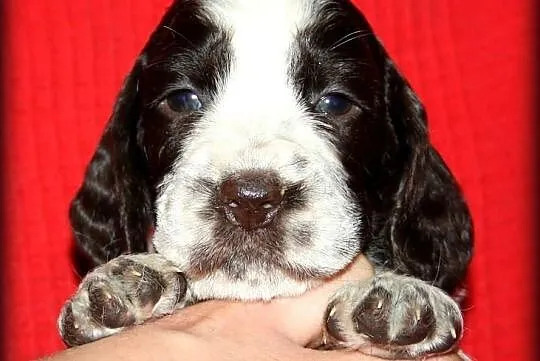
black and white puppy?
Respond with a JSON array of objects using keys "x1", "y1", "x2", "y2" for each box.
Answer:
[{"x1": 58, "y1": 0, "x2": 473, "y2": 358}]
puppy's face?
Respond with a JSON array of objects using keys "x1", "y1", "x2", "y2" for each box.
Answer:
[
  {"x1": 135, "y1": 0, "x2": 385, "y2": 299},
  {"x1": 70, "y1": 0, "x2": 472, "y2": 300}
]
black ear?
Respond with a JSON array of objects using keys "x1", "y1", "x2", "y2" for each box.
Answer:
[
  {"x1": 69, "y1": 57, "x2": 153, "y2": 274},
  {"x1": 370, "y1": 58, "x2": 473, "y2": 292}
]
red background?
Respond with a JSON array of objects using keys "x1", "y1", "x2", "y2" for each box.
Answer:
[{"x1": 2, "y1": 0, "x2": 534, "y2": 360}]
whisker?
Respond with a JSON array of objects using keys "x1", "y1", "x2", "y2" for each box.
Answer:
[
  {"x1": 162, "y1": 25, "x2": 196, "y2": 48},
  {"x1": 329, "y1": 30, "x2": 366, "y2": 49},
  {"x1": 330, "y1": 31, "x2": 373, "y2": 51},
  {"x1": 431, "y1": 250, "x2": 443, "y2": 286}
]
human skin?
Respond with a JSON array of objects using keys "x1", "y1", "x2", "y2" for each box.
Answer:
[{"x1": 44, "y1": 256, "x2": 465, "y2": 361}]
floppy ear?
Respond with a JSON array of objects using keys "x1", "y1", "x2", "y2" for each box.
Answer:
[
  {"x1": 375, "y1": 59, "x2": 473, "y2": 292},
  {"x1": 69, "y1": 57, "x2": 153, "y2": 274}
]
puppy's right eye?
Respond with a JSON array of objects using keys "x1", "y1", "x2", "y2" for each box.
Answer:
[
  {"x1": 315, "y1": 93, "x2": 353, "y2": 116},
  {"x1": 165, "y1": 90, "x2": 202, "y2": 113}
]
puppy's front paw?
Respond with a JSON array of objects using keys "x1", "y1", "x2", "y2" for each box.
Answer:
[
  {"x1": 324, "y1": 273, "x2": 462, "y2": 359},
  {"x1": 58, "y1": 254, "x2": 188, "y2": 346}
]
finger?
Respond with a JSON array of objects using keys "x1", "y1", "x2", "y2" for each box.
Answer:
[{"x1": 267, "y1": 254, "x2": 374, "y2": 345}]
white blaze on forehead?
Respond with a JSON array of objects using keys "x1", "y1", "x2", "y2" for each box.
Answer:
[
  {"x1": 203, "y1": 0, "x2": 312, "y2": 133},
  {"x1": 207, "y1": 0, "x2": 312, "y2": 81},
  {"x1": 187, "y1": 0, "x2": 334, "y2": 177}
]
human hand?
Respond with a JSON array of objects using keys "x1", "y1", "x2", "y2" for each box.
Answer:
[
  {"x1": 45, "y1": 255, "x2": 467, "y2": 361},
  {"x1": 155, "y1": 255, "x2": 466, "y2": 360}
]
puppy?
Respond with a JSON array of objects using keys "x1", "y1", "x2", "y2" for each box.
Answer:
[{"x1": 58, "y1": 0, "x2": 473, "y2": 359}]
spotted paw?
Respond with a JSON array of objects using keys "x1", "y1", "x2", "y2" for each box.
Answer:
[
  {"x1": 323, "y1": 273, "x2": 462, "y2": 359},
  {"x1": 58, "y1": 253, "x2": 189, "y2": 346}
]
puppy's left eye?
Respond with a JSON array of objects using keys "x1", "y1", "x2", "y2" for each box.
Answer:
[
  {"x1": 315, "y1": 93, "x2": 353, "y2": 116},
  {"x1": 166, "y1": 90, "x2": 202, "y2": 113}
]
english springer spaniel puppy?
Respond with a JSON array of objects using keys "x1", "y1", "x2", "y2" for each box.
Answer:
[{"x1": 58, "y1": 0, "x2": 473, "y2": 358}]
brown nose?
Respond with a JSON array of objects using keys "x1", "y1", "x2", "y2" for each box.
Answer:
[{"x1": 218, "y1": 171, "x2": 284, "y2": 230}]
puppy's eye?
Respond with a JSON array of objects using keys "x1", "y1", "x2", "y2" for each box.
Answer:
[
  {"x1": 166, "y1": 90, "x2": 202, "y2": 113},
  {"x1": 315, "y1": 93, "x2": 353, "y2": 116}
]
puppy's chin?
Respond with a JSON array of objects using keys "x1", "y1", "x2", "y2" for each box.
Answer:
[
  {"x1": 187, "y1": 269, "x2": 324, "y2": 301},
  {"x1": 187, "y1": 254, "x2": 370, "y2": 301}
]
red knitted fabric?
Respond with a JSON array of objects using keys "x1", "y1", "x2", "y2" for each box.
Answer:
[{"x1": 3, "y1": 1, "x2": 534, "y2": 360}]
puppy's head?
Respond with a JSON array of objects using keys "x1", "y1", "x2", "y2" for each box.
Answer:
[{"x1": 71, "y1": 0, "x2": 472, "y2": 299}]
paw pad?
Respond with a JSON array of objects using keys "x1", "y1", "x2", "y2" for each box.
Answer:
[{"x1": 324, "y1": 274, "x2": 463, "y2": 359}]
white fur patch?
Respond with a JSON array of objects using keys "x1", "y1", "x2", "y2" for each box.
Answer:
[
  {"x1": 191, "y1": 268, "x2": 321, "y2": 301},
  {"x1": 153, "y1": 0, "x2": 363, "y2": 300}
]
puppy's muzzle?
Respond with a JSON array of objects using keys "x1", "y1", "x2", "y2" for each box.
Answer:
[{"x1": 218, "y1": 171, "x2": 284, "y2": 230}]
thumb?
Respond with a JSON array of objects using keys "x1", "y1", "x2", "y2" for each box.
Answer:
[{"x1": 266, "y1": 255, "x2": 374, "y2": 346}]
